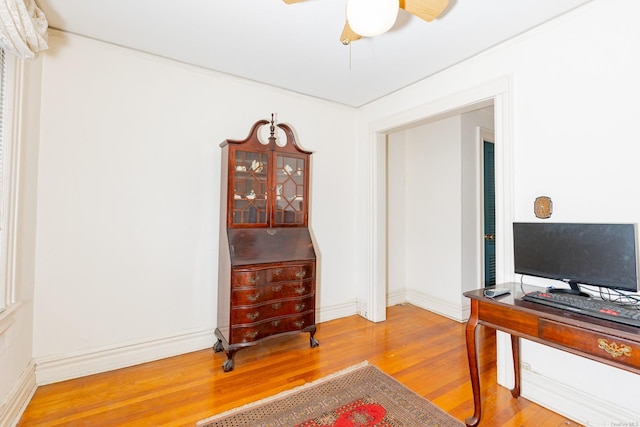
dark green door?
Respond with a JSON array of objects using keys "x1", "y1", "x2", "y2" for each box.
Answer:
[{"x1": 483, "y1": 140, "x2": 496, "y2": 287}]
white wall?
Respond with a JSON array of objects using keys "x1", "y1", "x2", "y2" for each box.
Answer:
[
  {"x1": 358, "y1": 0, "x2": 640, "y2": 424},
  {"x1": 404, "y1": 117, "x2": 462, "y2": 313},
  {"x1": 32, "y1": 31, "x2": 359, "y2": 383},
  {"x1": 386, "y1": 133, "x2": 406, "y2": 302},
  {"x1": 388, "y1": 116, "x2": 463, "y2": 318}
]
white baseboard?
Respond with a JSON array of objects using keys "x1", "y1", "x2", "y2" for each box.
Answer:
[
  {"x1": 34, "y1": 302, "x2": 359, "y2": 386},
  {"x1": 1, "y1": 359, "x2": 36, "y2": 427},
  {"x1": 404, "y1": 288, "x2": 466, "y2": 322},
  {"x1": 35, "y1": 328, "x2": 215, "y2": 385},
  {"x1": 317, "y1": 301, "x2": 358, "y2": 323},
  {"x1": 386, "y1": 289, "x2": 407, "y2": 307},
  {"x1": 387, "y1": 288, "x2": 466, "y2": 322},
  {"x1": 521, "y1": 368, "x2": 640, "y2": 426}
]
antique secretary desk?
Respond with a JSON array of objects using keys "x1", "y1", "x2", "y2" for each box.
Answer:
[{"x1": 214, "y1": 116, "x2": 319, "y2": 372}]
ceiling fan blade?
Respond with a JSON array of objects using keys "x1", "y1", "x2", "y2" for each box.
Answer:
[
  {"x1": 340, "y1": 21, "x2": 361, "y2": 45},
  {"x1": 283, "y1": 0, "x2": 307, "y2": 3},
  {"x1": 400, "y1": 0, "x2": 449, "y2": 22}
]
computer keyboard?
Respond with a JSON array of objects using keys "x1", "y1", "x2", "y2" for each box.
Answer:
[{"x1": 522, "y1": 290, "x2": 640, "y2": 328}]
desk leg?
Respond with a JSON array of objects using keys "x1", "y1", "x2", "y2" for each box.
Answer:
[
  {"x1": 510, "y1": 335, "x2": 521, "y2": 398},
  {"x1": 465, "y1": 299, "x2": 481, "y2": 427}
]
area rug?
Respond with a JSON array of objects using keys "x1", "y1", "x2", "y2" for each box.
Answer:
[{"x1": 197, "y1": 361, "x2": 464, "y2": 427}]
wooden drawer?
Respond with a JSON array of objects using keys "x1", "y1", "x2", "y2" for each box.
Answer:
[
  {"x1": 230, "y1": 311, "x2": 315, "y2": 344},
  {"x1": 478, "y1": 302, "x2": 539, "y2": 337},
  {"x1": 539, "y1": 319, "x2": 640, "y2": 370},
  {"x1": 232, "y1": 280, "x2": 314, "y2": 305},
  {"x1": 231, "y1": 294, "x2": 315, "y2": 325},
  {"x1": 232, "y1": 264, "x2": 314, "y2": 287}
]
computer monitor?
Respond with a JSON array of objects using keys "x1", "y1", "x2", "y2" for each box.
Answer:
[{"x1": 513, "y1": 222, "x2": 638, "y2": 295}]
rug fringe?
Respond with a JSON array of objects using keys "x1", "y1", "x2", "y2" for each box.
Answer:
[{"x1": 196, "y1": 361, "x2": 370, "y2": 426}]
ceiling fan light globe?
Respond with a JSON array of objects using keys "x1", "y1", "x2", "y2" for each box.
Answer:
[{"x1": 346, "y1": 0, "x2": 398, "y2": 37}]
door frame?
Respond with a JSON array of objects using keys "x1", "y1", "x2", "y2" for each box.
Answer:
[{"x1": 364, "y1": 76, "x2": 514, "y2": 323}]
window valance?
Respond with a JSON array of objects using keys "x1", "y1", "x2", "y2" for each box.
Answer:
[{"x1": 0, "y1": 0, "x2": 48, "y2": 59}]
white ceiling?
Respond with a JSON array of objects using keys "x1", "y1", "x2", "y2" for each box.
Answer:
[{"x1": 39, "y1": 0, "x2": 594, "y2": 108}]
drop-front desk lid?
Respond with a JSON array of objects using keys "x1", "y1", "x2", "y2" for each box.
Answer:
[{"x1": 228, "y1": 228, "x2": 316, "y2": 266}]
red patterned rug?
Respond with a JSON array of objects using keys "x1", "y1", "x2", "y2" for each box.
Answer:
[{"x1": 197, "y1": 362, "x2": 464, "y2": 427}]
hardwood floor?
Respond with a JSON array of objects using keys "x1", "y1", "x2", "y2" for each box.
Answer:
[{"x1": 18, "y1": 304, "x2": 580, "y2": 426}]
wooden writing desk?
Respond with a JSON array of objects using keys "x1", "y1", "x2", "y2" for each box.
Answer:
[{"x1": 463, "y1": 283, "x2": 640, "y2": 427}]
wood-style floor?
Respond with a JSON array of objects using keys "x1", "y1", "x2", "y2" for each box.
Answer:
[{"x1": 18, "y1": 304, "x2": 580, "y2": 426}]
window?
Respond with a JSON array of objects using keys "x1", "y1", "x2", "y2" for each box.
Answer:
[
  {"x1": 0, "y1": 48, "x2": 19, "y2": 314},
  {"x1": 0, "y1": 48, "x2": 6, "y2": 312}
]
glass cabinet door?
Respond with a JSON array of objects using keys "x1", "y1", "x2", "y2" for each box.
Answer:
[
  {"x1": 232, "y1": 150, "x2": 269, "y2": 225},
  {"x1": 274, "y1": 154, "x2": 306, "y2": 225}
]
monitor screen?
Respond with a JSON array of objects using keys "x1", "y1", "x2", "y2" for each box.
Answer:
[{"x1": 513, "y1": 222, "x2": 639, "y2": 292}]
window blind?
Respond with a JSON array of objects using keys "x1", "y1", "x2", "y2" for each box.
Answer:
[
  {"x1": 0, "y1": 48, "x2": 4, "y2": 194},
  {"x1": 0, "y1": 48, "x2": 5, "y2": 311}
]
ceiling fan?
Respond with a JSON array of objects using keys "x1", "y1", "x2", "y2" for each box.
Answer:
[{"x1": 283, "y1": 0, "x2": 449, "y2": 45}]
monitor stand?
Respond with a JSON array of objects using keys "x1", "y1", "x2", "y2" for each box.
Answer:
[{"x1": 548, "y1": 281, "x2": 590, "y2": 298}]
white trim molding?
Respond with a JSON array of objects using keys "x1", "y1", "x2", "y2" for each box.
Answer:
[
  {"x1": 0, "y1": 51, "x2": 23, "y2": 312},
  {"x1": 0, "y1": 301, "x2": 19, "y2": 336},
  {"x1": 1, "y1": 359, "x2": 36, "y2": 427},
  {"x1": 521, "y1": 367, "x2": 640, "y2": 426},
  {"x1": 35, "y1": 329, "x2": 215, "y2": 385},
  {"x1": 405, "y1": 288, "x2": 466, "y2": 323},
  {"x1": 33, "y1": 300, "x2": 359, "y2": 386},
  {"x1": 364, "y1": 75, "x2": 515, "y2": 323},
  {"x1": 317, "y1": 301, "x2": 358, "y2": 324}
]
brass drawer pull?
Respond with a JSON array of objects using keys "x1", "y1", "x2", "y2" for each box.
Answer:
[
  {"x1": 247, "y1": 277, "x2": 259, "y2": 285},
  {"x1": 245, "y1": 331, "x2": 258, "y2": 339},
  {"x1": 246, "y1": 312, "x2": 260, "y2": 321},
  {"x1": 271, "y1": 302, "x2": 282, "y2": 310},
  {"x1": 273, "y1": 268, "x2": 282, "y2": 276},
  {"x1": 294, "y1": 320, "x2": 305, "y2": 328},
  {"x1": 271, "y1": 320, "x2": 281, "y2": 327},
  {"x1": 295, "y1": 303, "x2": 306, "y2": 312},
  {"x1": 295, "y1": 270, "x2": 306, "y2": 279},
  {"x1": 247, "y1": 293, "x2": 261, "y2": 302},
  {"x1": 598, "y1": 338, "x2": 632, "y2": 358},
  {"x1": 295, "y1": 286, "x2": 306, "y2": 295},
  {"x1": 272, "y1": 284, "x2": 282, "y2": 292}
]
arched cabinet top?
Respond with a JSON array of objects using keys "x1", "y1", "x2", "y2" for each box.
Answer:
[{"x1": 220, "y1": 116, "x2": 313, "y2": 156}]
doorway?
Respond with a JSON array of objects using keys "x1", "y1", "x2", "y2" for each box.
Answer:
[{"x1": 365, "y1": 77, "x2": 513, "y2": 323}]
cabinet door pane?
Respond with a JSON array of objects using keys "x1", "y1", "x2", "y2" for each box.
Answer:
[
  {"x1": 232, "y1": 150, "x2": 269, "y2": 225},
  {"x1": 274, "y1": 155, "x2": 306, "y2": 225}
]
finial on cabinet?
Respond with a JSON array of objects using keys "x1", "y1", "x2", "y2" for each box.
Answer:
[{"x1": 269, "y1": 113, "x2": 276, "y2": 145}]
